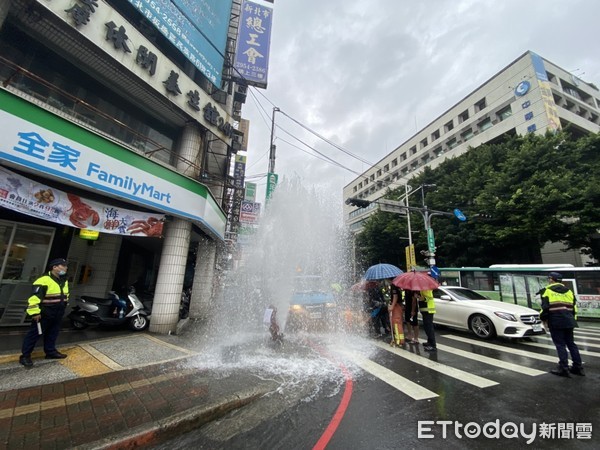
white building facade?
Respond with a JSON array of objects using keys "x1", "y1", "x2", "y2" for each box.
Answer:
[{"x1": 343, "y1": 51, "x2": 600, "y2": 265}]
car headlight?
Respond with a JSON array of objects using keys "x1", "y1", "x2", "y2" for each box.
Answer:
[
  {"x1": 325, "y1": 302, "x2": 336, "y2": 308},
  {"x1": 494, "y1": 311, "x2": 517, "y2": 321},
  {"x1": 290, "y1": 304, "x2": 303, "y2": 311}
]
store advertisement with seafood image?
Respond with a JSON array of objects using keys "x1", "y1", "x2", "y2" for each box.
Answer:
[{"x1": 0, "y1": 166, "x2": 165, "y2": 237}]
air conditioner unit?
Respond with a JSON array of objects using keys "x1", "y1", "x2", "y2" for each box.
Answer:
[{"x1": 211, "y1": 89, "x2": 227, "y2": 104}]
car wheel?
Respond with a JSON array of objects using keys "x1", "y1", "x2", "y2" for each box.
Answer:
[{"x1": 469, "y1": 314, "x2": 496, "y2": 339}]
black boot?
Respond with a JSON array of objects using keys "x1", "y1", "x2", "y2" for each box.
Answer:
[
  {"x1": 550, "y1": 366, "x2": 571, "y2": 377},
  {"x1": 19, "y1": 355, "x2": 33, "y2": 367},
  {"x1": 569, "y1": 365, "x2": 585, "y2": 376}
]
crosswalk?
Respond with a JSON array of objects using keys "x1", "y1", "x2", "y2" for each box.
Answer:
[{"x1": 334, "y1": 325, "x2": 600, "y2": 402}]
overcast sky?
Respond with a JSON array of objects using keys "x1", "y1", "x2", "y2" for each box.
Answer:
[{"x1": 241, "y1": 0, "x2": 600, "y2": 204}]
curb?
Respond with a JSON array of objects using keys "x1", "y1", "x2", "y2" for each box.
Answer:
[{"x1": 80, "y1": 386, "x2": 272, "y2": 450}]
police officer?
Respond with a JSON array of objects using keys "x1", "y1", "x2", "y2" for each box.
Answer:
[
  {"x1": 419, "y1": 289, "x2": 437, "y2": 352},
  {"x1": 539, "y1": 272, "x2": 584, "y2": 377},
  {"x1": 19, "y1": 258, "x2": 70, "y2": 367}
]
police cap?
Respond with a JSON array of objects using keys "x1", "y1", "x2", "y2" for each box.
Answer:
[
  {"x1": 548, "y1": 271, "x2": 563, "y2": 281},
  {"x1": 48, "y1": 258, "x2": 68, "y2": 268}
]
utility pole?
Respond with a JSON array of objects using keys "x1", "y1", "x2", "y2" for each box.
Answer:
[{"x1": 268, "y1": 107, "x2": 280, "y2": 174}]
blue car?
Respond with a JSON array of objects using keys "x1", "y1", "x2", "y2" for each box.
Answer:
[{"x1": 287, "y1": 275, "x2": 337, "y2": 331}]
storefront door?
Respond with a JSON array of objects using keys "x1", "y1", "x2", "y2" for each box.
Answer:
[{"x1": 0, "y1": 221, "x2": 55, "y2": 326}]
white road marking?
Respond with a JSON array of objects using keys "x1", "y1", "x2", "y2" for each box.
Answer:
[
  {"x1": 442, "y1": 335, "x2": 558, "y2": 362},
  {"x1": 534, "y1": 335, "x2": 600, "y2": 348},
  {"x1": 433, "y1": 343, "x2": 545, "y2": 376},
  {"x1": 337, "y1": 349, "x2": 438, "y2": 400},
  {"x1": 374, "y1": 341, "x2": 498, "y2": 388},
  {"x1": 519, "y1": 340, "x2": 600, "y2": 357}
]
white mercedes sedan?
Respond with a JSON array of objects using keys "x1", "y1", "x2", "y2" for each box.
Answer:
[{"x1": 429, "y1": 286, "x2": 545, "y2": 339}]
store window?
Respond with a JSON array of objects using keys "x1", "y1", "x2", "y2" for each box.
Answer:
[{"x1": 0, "y1": 221, "x2": 55, "y2": 326}]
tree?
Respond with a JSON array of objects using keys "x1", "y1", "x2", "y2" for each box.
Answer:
[{"x1": 355, "y1": 132, "x2": 600, "y2": 267}]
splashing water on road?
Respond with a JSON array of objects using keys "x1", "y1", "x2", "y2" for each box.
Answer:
[{"x1": 184, "y1": 178, "x2": 378, "y2": 398}]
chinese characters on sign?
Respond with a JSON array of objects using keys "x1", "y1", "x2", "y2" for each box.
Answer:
[
  {"x1": 62, "y1": 0, "x2": 234, "y2": 140},
  {"x1": 233, "y1": 0, "x2": 273, "y2": 88},
  {"x1": 0, "y1": 166, "x2": 165, "y2": 237},
  {"x1": 125, "y1": 0, "x2": 232, "y2": 87}
]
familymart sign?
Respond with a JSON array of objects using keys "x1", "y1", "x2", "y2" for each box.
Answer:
[{"x1": 0, "y1": 90, "x2": 225, "y2": 240}]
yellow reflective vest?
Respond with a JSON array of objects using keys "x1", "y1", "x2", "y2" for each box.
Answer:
[
  {"x1": 419, "y1": 290, "x2": 436, "y2": 314},
  {"x1": 26, "y1": 272, "x2": 69, "y2": 316}
]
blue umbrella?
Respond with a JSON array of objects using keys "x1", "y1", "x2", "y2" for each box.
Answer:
[{"x1": 364, "y1": 263, "x2": 403, "y2": 280}]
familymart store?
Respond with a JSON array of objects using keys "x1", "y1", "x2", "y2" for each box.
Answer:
[{"x1": 0, "y1": 90, "x2": 226, "y2": 331}]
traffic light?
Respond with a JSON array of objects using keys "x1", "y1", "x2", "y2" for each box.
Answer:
[
  {"x1": 345, "y1": 197, "x2": 371, "y2": 208},
  {"x1": 476, "y1": 213, "x2": 493, "y2": 219}
]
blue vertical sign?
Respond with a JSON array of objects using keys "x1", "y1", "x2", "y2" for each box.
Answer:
[{"x1": 234, "y1": 0, "x2": 273, "y2": 88}]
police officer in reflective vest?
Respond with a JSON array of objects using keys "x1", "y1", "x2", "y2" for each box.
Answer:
[
  {"x1": 539, "y1": 272, "x2": 584, "y2": 377},
  {"x1": 19, "y1": 258, "x2": 70, "y2": 367},
  {"x1": 419, "y1": 289, "x2": 437, "y2": 352}
]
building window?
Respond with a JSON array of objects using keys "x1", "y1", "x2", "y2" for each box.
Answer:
[
  {"x1": 461, "y1": 129, "x2": 474, "y2": 141},
  {"x1": 564, "y1": 86, "x2": 581, "y2": 100},
  {"x1": 421, "y1": 154, "x2": 430, "y2": 164},
  {"x1": 377, "y1": 169, "x2": 382, "y2": 177},
  {"x1": 370, "y1": 174, "x2": 375, "y2": 181},
  {"x1": 433, "y1": 146, "x2": 443, "y2": 157},
  {"x1": 364, "y1": 179, "x2": 368, "y2": 185},
  {"x1": 391, "y1": 158, "x2": 398, "y2": 167},
  {"x1": 478, "y1": 117, "x2": 492, "y2": 131},
  {"x1": 547, "y1": 71, "x2": 557, "y2": 84},
  {"x1": 474, "y1": 98, "x2": 486, "y2": 112},
  {"x1": 401, "y1": 152, "x2": 407, "y2": 161},
  {"x1": 445, "y1": 120, "x2": 454, "y2": 132},
  {"x1": 384, "y1": 164, "x2": 389, "y2": 172},
  {"x1": 420, "y1": 138, "x2": 428, "y2": 149},
  {"x1": 431, "y1": 129, "x2": 440, "y2": 141},
  {"x1": 410, "y1": 146, "x2": 417, "y2": 155},
  {"x1": 358, "y1": 182, "x2": 362, "y2": 189},
  {"x1": 353, "y1": 186, "x2": 357, "y2": 193},
  {"x1": 447, "y1": 138, "x2": 457, "y2": 149},
  {"x1": 497, "y1": 106, "x2": 512, "y2": 121},
  {"x1": 458, "y1": 110, "x2": 469, "y2": 123}
]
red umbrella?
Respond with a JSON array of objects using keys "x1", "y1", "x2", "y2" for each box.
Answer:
[
  {"x1": 350, "y1": 280, "x2": 379, "y2": 291},
  {"x1": 392, "y1": 271, "x2": 440, "y2": 291}
]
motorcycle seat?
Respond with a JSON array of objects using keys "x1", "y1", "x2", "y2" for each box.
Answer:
[{"x1": 80, "y1": 296, "x2": 115, "y2": 306}]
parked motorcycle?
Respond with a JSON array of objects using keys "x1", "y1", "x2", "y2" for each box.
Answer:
[{"x1": 68, "y1": 286, "x2": 150, "y2": 331}]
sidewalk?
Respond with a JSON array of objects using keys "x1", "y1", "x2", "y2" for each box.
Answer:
[{"x1": 0, "y1": 324, "x2": 279, "y2": 449}]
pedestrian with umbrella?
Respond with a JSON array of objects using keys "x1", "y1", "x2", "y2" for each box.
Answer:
[
  {"x1": 387, "y1": 279, "x2": 405, "y2": 346},
  {"x1": 364, "y1": 264, "x2": 403, "y2": 338},
  {"x1": 393, "y1": 269, "x2": 440, "y2": 351}
]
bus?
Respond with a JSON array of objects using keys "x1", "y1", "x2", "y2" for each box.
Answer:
[{"x1": 438, "y1": 265, "x2": 600, "y2": 320}]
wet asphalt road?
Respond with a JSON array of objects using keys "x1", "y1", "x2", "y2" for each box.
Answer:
[{"x1": 154, "y1": 324, "x2": 600, "y2": 449}]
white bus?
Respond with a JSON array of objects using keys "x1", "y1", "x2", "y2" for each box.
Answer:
[{"x1": 439, "y1": 265, "x2": 600, "y2": 320}]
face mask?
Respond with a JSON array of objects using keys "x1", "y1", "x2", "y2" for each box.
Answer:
[{"x1": 58, "y1": 270, "x2": 67, "y2": 276}]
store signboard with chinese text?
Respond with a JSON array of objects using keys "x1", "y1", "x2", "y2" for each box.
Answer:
[
  {"x1": 233, "y1": 0, "x2": 273, "y2": 88},
  {"x1": 0, "y1": 166, "x2": 166, "y2": 237},
  {"x1": 0, "y1": 90, "x2": 225, "y2": 240}
]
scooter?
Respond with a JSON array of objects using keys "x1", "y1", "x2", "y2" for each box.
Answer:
[{"x1": 68, "y1": 286, "x2": 150, "y2": 331}]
